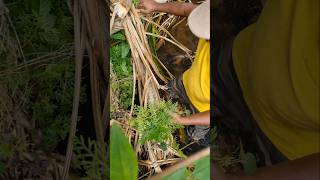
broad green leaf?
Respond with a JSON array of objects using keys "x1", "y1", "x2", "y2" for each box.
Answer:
[
  {"x1": 162, "y1": 167, "x2": 188, "y2": 180},
  {"x1": 239, "y1": 141, "x2": 257, "y2": 175},
  {"x1": 112, "y1": 32, "x2": 125, "y2": 40},
  {"x1": 110, "y1": 125, "x2": 138, "y2": 180},
  {"x1": 161, "y1": 155, "x2": 210, "y2": 180},
  {"x1": 241, "y1": 152, "x2": 257, "y2": 175},
  {"x1": 192, "y1": 155, "x2": 210, "y2": 180}
]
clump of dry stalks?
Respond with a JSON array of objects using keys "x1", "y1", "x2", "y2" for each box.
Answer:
[{"x1": 110, "y1": 0, "x2": 192, "y2": 176}]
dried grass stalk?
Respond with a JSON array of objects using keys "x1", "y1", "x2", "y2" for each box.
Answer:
[{"x1": 110, "y1": 0, "x2": 192, "y2": 176}]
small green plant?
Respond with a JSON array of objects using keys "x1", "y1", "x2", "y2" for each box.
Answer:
[
  {"x1": 132, "y1": 0, "x2": 140, "y2": 7},
  {"x1": 73, "y1": 136, "x2": 108, "y2": 180},
  {"x1": 110, "y1": 31, "x2": 134, "y2": 110},
  {"x1": 131, "y1": 101, "x2": 183, "y2": 146}
]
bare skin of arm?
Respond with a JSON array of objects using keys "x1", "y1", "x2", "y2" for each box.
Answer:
[
  {"x1": 171, "y1": 110, "x2": 210, "y2": 126},
  {"x1": 138, "y1": 0, "x2": 197, "y2": 16},
  {"x1": 214, "y1": 153, "x2": 320, "y2": 180}
]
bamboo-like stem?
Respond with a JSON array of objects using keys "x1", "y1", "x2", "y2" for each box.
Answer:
[
  {"x1": 146, "y1": 32, "x2": 191, "y2": 58},
  {"x1": 141, "y1": 16, "x2": 192, "y2": 54}
]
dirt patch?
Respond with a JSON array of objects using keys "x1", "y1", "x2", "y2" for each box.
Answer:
[{"x1": 157, "y1": 18, "x2": 198, "y2": 77}]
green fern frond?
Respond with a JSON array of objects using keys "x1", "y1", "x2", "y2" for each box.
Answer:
[
  {"x1": 131, "y1": 101, "x2": 184, "y2": 147},
  {"x1": 73, "y1": 136, "x2": 108, "y2": 180}
]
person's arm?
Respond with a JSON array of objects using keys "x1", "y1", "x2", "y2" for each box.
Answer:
[
  {"x1": 171, "y1": 110, "x2": 210, "y2": 126},
  {"x1": 138, "y1": 0, "x2": 197, "y2": 16},
  {"x1": 214, "y1": 153, "x2": 320, "y2": 180}
]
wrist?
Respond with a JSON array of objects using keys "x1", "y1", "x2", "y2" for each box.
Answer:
[
  {"x1": 178, "y1": 116, "x2": 191, "y2": 125},
  {"x1": 152, "y1": 2, "x2": 163, "y2": 12}
]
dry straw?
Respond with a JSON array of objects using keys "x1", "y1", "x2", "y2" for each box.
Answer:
[{"x1": 110, "y1": 0, "x2": 192, "y2": 176}]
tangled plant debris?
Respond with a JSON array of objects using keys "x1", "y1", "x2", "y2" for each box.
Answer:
[{"x1": 108, "y1": 0, "x2": 211, "y2": 178}]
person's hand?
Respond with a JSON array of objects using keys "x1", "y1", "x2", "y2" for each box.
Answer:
[
  {"x1": 138, "y1": 0, "x2": 158, "y2": 14},
  {"x1": 169, "y1": 112, "x2": 186, "y2": 125}
]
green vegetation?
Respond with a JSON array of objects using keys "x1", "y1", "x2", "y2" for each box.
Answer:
[
  {"x1": 0, "y1": 142, "x2": 14, "y2": 174},
  {"x1": 132, "y1": 0, "x2": 140, "y2": 7},
  {"x1": 163, "y1": 155, "x2": 210, "y2": 180},
  {"x1": 110, "y1": 125, "x2": 138, "y2": 180},
  {"x1": 131, "y1": 101, "x2": 183, "y2": 146},
  {"x1": 0, "y1": 0, "x2": 81, "y2": 151},
  {"x1": 33, "y1": 63, "x2": 87, "y2": 150},
  {"x1": 6, "y1": 0, "x2": 73, "y2": 51},
  {"x1": 0, "y1": 0, "x2": 88, "y2": 178},
  {"x1": 0, "y1": 162, "x2": 5, "y2": 175},
  {"x1": 110, "y1": 31, "x2": 133, "y2": 110},
  {"x1": 109, "y1": 123, "x2": 209, "y2": 180},
  {"x1": 74, "y1": 136, "x2": 108, "y2": 180},
  {"x1": 212, "y1": 128, "x2": 257, "y2": 175}
]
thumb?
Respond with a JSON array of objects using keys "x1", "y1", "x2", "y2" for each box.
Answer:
[{"x1": 169, "y1": 112, "x2": 184, "y2": 124}]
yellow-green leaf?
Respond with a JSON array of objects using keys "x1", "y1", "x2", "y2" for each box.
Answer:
[{"x1": 110, "y1": 125, "x2": 138, "y2": 180}]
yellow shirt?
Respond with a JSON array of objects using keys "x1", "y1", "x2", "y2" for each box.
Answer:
[
  {"x1": 183, "y1": 39, "x2": 210, "y2": 112},
  {"x1": 233, "y1": 0, "x2": 319, "y2": 160}
]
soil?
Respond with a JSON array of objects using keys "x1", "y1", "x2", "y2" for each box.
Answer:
[{"x1": 157, "y1": 18, "x2": 198, "y2": 77}]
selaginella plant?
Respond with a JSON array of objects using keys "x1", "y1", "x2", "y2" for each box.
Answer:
[{"x1": 130, "y1": 101, "x2": 184, "y2": 147}]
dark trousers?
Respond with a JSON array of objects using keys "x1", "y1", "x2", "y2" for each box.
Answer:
[
  {"x1": 211, "y1": 37, "x2": 288, "y2": 165},
  {"x1": 166, "y1": 76, "x2": 210, "y2": 146}
]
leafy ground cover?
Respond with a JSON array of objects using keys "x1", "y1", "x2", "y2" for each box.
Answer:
[
  {"x1": 110, "y1": 31, "x2": 133, "y2": 111},
  {"x1": 0, "y1": 0, "x2": 106, "y2": 179}
]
